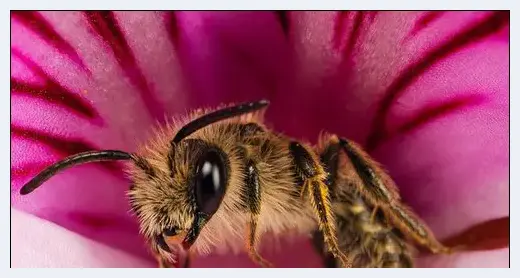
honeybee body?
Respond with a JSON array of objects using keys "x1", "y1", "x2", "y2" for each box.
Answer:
[
  {"x1": 21, "y1": 100, "x2": 450, "y2": 268},
  {"x1": 130, "y1": 110, "x2": 417, "y2": 267}
]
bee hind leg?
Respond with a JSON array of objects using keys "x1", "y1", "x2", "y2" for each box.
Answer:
[
  {"x1": 334, "y1": 136, "x2": 452, "y2": 255},
  {"x1": 310, "y1": 229, "x2": 338, "y2": 268},
  {"x1": 289, "y1": 141, "x2": 353, "y2": 268}
]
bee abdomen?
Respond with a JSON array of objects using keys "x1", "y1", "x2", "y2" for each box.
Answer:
[
  {"x1": 363, "y1": 231, "x2": 413, "y2": 268},
  {"x1": 334, "y1": 197, "x2": 414, "y2": 268}
]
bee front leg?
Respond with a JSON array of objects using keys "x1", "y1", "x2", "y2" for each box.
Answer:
[
  {"x1": 153, "y1": 242, "x2": 193, "y2": 268},
  {"x1": 244, "y1": 160, "x2": 273, "y2": 268},
  {"x1": 289, "y1": 142, "x2": 353, "y2": 268},
  {"x1": 310, "y1": 229, "x2": 338, "y2": 268},
  {"x1": 154, "y1": 252, "x2": 194, "y2": 268}
]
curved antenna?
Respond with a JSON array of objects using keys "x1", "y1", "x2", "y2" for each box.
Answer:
[
  {"x1": 19, "y1": 150, "x2": 133, "y2": 195},
  {"x1": 172, "y1": 99, "x2": 270, "y2": 144}
]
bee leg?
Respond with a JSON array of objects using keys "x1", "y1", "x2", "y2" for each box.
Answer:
[
  {"x1": 244, "y1": 160, "x2": 273, "y2": 268},
  {"x1": 336, "y1": 137, "x2": 452, "y2": 254},
  {"x1": 246, "y1": 218, "x2": 272, "y2": 267},
  {"x1": 299, "y1": 180, "x2": 308, "y2": 200},
  {"x1": 289, "y1": 141, "x2": 353, "y2": 267},
  {"x1": 311, "y1": 229, "x2": 338, "y2": 268}
]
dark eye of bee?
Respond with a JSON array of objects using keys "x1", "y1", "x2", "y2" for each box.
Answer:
[{"x1": 194, "y1": 149, "x2": 227, "y2": 215}]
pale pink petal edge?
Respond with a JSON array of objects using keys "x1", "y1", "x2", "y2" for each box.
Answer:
[{"x1": 11, "y1": 208, "x2": 154, "y2": 268}]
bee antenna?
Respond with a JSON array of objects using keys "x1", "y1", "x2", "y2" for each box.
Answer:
[
  {"x1": 172, "y1": 99, "x2": 270, "y2": 144},
  {"x1": 19, "y1": 150, "x2": 133, "y2": 195}
]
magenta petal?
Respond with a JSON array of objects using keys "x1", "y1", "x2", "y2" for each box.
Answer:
[
  {"x1": 11, "y1": 11, "x2": 508, "y2": 268},
  {"x1": 415, "y1": 249, "x2": 509, "y2": 268},
  {"x1": 174, "y1": 12, "x2": 292, "y2": 107},
  {"x1": 281, "y1": 11, "x2": 509, "y2": 267},
  {"x1": 12, "y1": 209, "x2": 154, "y2": 268},
  {"x1": 10, "y1": 11, "x2": 192, "y2": 259},
  {"x1": 368, "y1": 20, "x2": 509, "y2": 234},
  {"x1": 191, "y1": 236, "x2": 323, "y2": 268},
  {"x1": 352, "y1": 13, "x2": 508, "y2": 266}
]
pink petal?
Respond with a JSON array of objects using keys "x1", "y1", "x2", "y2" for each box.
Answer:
[
  {"x1": 415, "y1": 248, "x2": 509, "y2": 268},
  {"x1": 10, "y1": 11, "x2": 191, "y2": 258},
  {"x1": 191, "y1": 236, "x2": 323, "y2": 268},
  {"x1": 174, "y1": 12, "x2": 292, "y2": 107},
  {"x1": 11, "y1": 11, "x2": 509, "y2": 268},
  {"x1": 367, "y1": 13, "x2": 509, "y2": 239},
  {"x1": 282, "y1": 11, "x2": 509, "y2": 266},
  {"x1": 12, "y1": 208, "x2": 154, "y2": 268}
]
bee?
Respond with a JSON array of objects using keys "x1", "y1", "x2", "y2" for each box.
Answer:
[{"x1": 20, "y1": 99, "x2": 452, "y2": 268}]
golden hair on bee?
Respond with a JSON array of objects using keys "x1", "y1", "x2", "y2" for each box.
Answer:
[{"x1": 20, "y1": 99, "x2": 455, "y2": 268}]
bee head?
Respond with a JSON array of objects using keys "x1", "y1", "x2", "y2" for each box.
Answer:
[
  {"x1": 127, "y1": 137, "x2": 231, "y2": 258},
  {"x1": 129, "y1": 100, "x2": 268, "y2": 256}
]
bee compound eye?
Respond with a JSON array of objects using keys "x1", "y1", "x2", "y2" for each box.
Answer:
[{"x1": 194, "y1": 149, "x2": 227, "y2": 216}]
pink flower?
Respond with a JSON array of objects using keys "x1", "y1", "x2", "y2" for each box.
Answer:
[{"x1": 11, "y1": 11, "x2": 509, "y2": 268}]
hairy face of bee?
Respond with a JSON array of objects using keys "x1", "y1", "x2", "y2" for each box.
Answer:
[
  {"x1": 18, "y1": 100, "x2": 269, "y2": 265},
  {"x1": 127, "y1": 138, "x2": 231, "y2": 257}
]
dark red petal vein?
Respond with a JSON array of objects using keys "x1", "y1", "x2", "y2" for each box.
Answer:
[
  {"x1": 84, "y1": 11, "x2": 165, "y2": 121},
  {"x1": 11, "y1": 162, "x2": 52, "y2": 181},
  {"x1": 165, "y1": 12, "x2": 179, "y2": 47},
  {"x1": 12, "y1": 125, "x2": 97, "y2": 156},
  {"x1": 366, "y1": 11, "x2": 509, "y2": 151},
  {"x1": 394, "y1": 95, "x2": 485, "y2": 139},
  {"x1": 333, "y1": 11, "x2": 370, "y2": 56},
  {"x1": 11, "y1": 162, "x2": 56, "y2": 192},
  {"x1": 11, "y1": 125, "x2": 123, "y2": 175},
  {"x1": 275, "y1": 11, "x2": 290, "y2": 37},
  {"x1": 407, "y1": 11, "x2": 446, "y2": 39},
  {"x1": 11, "y1": 11, "x2": 90, "y2": 74},
  {"x1": 11, "y1": 78, "x2": 98, "y2": 121},
  {"x1": 11, "y1": 48, "x2": 100, "y2": 122},
  {"x1": 442, "y1": 217, "x2": 509, "y2": 252},
  {"x1": 68, "y1": 211, "x2": 136, "y2": 230},
  {"x1": 366, "y1": 11, "x2": 378, "y2": 23},
  {"x1": 333, "y1": 11, "x2": 351, "y2": 51},
  {"x1": 344, "y1": 11, "x2": 363, "y2": 59}
]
